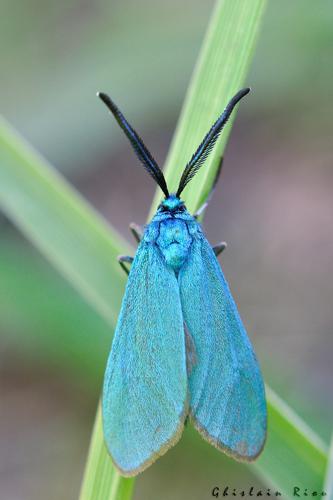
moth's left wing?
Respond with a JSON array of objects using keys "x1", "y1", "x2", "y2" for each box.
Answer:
[
  {"x1": 179, "y1": 236, "x2": 266, "y2": 460},
  {"x1": 103, "y1": 242, "x2": 187, "y2": 476}
]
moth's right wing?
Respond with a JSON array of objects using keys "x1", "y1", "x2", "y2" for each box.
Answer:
[
  {"x1": 179, "y1": 237, "x2": 266, "y2": 461},
  {"x1": 102, "y1": 242, "x2": 187, "y2": 476}
]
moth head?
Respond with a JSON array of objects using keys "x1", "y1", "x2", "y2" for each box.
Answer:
[
  {"x1": 158, "y1": 194, "x2": 186, "y2": 214},
  {"x1": 97, "y1": 88, "x2": 250, "y2": 201}
]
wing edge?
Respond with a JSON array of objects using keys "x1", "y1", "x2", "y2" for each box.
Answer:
[
  {"x1": 189, "y1": 409, "x2": 267, "y2": 462},
  {"x1": 108, "y1": 401, "x2": 189, "y2": 477}
]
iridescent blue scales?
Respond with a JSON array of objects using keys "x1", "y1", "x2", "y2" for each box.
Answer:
[{"x1": 98, "y1": 89, "x2": 267, "y2": 476}]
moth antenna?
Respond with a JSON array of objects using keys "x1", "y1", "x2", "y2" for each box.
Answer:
[
  {"x1": 176, "y1": 88, "x2": 250, "y2": 197},
  {"x1": 98, "y1": 92, "x2": 169, "y2": 198}
]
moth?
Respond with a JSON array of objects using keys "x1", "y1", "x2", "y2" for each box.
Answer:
[{"x1": 98, "y1": 88, "x2": 267, "y2": 476}]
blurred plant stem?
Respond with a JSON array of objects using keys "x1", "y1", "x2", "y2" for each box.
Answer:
[
  {"x1": 80, "y1": 405, "x2": 135, "y2": 500},
  {"x1": 324, "y1": 435, "x2": 333, "y2": 499},
  {"x1": 0, "y1": 0, "x2": 329, "y2": 499}
]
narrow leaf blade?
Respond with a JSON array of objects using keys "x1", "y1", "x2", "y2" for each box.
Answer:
[{"x1": 0, "y1": 116, "x2": 130, "y2": 325}]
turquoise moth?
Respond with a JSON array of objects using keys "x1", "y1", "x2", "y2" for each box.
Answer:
[{"x1": 98, "y1": 89, "x2": 267, "y2": 476}]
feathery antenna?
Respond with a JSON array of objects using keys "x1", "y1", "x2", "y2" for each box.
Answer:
[
  {"x1": 98, "y1": 92, "x2": 169, "y2": 198},
  {"x1": 176, "y1": 88, "x2": 250, "y2": 197}
]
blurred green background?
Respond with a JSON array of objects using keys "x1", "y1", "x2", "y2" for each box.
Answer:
[{"x1": 1, "y1": 1, "x2": 333, "y2": 499}]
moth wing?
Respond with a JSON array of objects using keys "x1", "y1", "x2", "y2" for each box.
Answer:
[
  {"x1": 102, "y1": 242, "x2": 187, "y2": 476},
  {"x1": 179, "y1": 237, "x2": 266, "y2": 460}
]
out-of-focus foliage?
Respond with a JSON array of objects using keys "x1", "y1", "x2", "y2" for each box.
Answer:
[
  {"x1": 1, "y1": 1, "x2": 333, "y2": 173},
  {"x1": 1, "y1": 1, "x2": 333, "y2": 499}
]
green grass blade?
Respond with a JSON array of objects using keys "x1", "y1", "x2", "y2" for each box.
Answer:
[
  {"x1": 324, "y1": 435, "x2": 333, "y2": 499},
  {"x1": 0, "y1": 115, "x2": 130, "y2": 326},
  {"x1": 79, "y1": 405, "x2": 135, "y2": 500},
  {"x1": 0, "y1": 0, "x2": 328, "y2": 498},
  {"x1": 255, "y1": 388, "x2": 328, "y2": 497},
  {"x1": 150, "y1": 0, "x2": 267, "y2": 216}
]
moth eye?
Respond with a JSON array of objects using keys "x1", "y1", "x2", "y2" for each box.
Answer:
[
  {"x1": 178, "y1": 205, "x2": 186, "y2": 212},
  {"x1": 159, "y1": 205, "x2": 168, "y2": 212}
]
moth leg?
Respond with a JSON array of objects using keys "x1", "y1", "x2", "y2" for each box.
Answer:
[
  {"x1": 193, "y1": 202, "x2": 208, "y2": 220},
  {"x1": 194, "y1": 156, "x2": 224, "y2": 219},
  {"x1": 129, "y1": 222, "x2": 143, "y2": 243},
  {"x1": 213, "y1": 241, "x2": 227, "y2": 257},
  {"x1": 118, "y1": 255, "x2": 134, "y2": 275}
]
